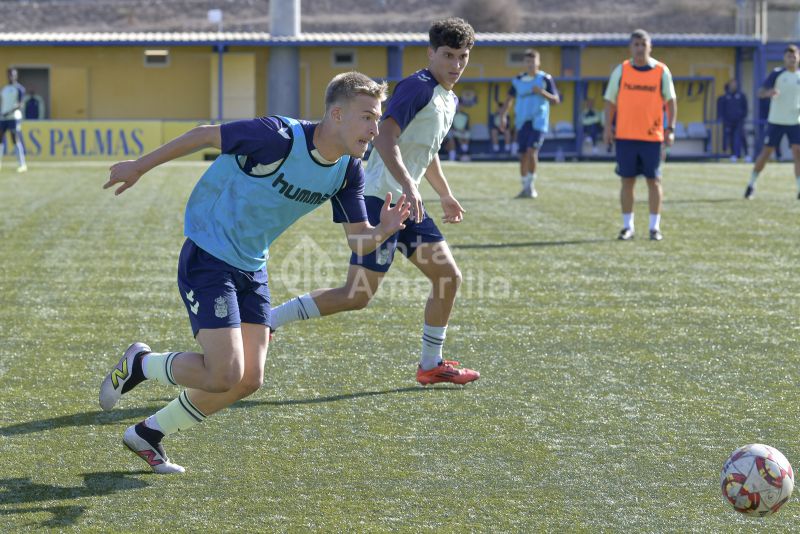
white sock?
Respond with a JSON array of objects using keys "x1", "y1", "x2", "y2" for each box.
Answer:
[
  {"x1": 420, "y1": 324, "x2": 447, "y2": 370},
  {"x1": 748, "y1": 171, "x2": 759, "y2": 187},
  {"x1": 270, "y1": 293, "x2": 320, "y2": 330},
  {"x1": 153, "y1": 390, "x2": 207, "y2": 437},
  {"x1": 649, "y1": 213, "x2": 661, "y2": 231},
  {"x1": 142, "y1": 352, "x2": 181, "y2": 386},
  {"x1": 622, "y1": 213, "x2": 634, "y2": 230},
  {"x1": 15, "y1": 139, "x2": 25, "y2": 167},
  {"x1": 530, "y1": 173, "x2": 537, "y2": 187},
  {"x1": 522, "y1": 173, "x2": 533, "y2": 189},
  {"x1": 492, "y1": 144, "x2": 499, "y2": 151},
  {"x1": 460, "y1": 143, "x2": 468, "y2": 153}
]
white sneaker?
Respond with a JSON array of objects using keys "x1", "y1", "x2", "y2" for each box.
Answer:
[
  {"x1": 123, "y1": 425, "x2": 185, "y2": 474},
  {"x1": 530, "y1": 187, "x2": 538, "y2": 198},
  {"x1": 99, "y1": 342, "x2": 150, "y2": 411},
  {"x1": 729, "y1": 155, "x2": 738, "y2": 163},
  {"x1": 17, "y1": 164, "x2": 27, "y2": 173}
]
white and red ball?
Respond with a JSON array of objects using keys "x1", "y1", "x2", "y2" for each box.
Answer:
[{"x1": 721, "y1": 443, "x2": 794, "y2": 516}]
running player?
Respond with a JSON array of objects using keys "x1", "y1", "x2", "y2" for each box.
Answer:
[
  {"x1": 744, "y1": 44, "x2": 800, "y2": 200},
  {"x1": 99, "y1": 71, "x2": 411, "y2": 473}
]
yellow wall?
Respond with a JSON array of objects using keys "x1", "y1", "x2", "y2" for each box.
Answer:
[
  {"x1": 0, "y1": 46, "x2": 215, "y2": 119},
  {"x1": 298, "y1": 46, "x2": 387, "y2": 119},
  {"x1": 0, "y1": 43, "x2": 737, "y2": 128}
]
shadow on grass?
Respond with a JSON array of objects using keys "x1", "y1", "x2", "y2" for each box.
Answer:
[
  {"x1": 0, "y1": 471, "x2": 149, "y2": 527},
  {"x1": 0, "y1": 406, "x2": 163, "y2": 436},
  {"x1": 236, "y1": 385, "x2": 457, "y2": 407},
  {"x1": 453, "y1": 238, "x2": 608, "y2": 249},
  {"x1": 1, "y1": 388, "x2": 451, "y2": 435},
  {"x1": 664, "y1": 198, "x2": 740, "y2": 204}
]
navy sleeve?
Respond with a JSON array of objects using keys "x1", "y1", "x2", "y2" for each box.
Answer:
[
  {"x1": 545, "y1": 75, "x2": 559, "y2": 98},
  {"x1": 331, "y1": 158, "x2": 368, "y2": 224},
  {"x1": 219, "y1": 116, "x2": 291, "y2": 164},
  {"x1": 507, "y1": 80, "x2": 517, "y2": 98},
  {"x1": 763, "y1": 69, "x2": 782, "y2": 90},
  {"x1": 383, "y1": 76, "x2": 435, "y2": 131}
]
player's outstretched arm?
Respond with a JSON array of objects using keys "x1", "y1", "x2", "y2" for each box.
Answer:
[
  {"x1": 424, "y1": 154, "x2": 465, "y2": 224},
  {"x1": 103, "y1": 124, "x2": 221, "y2": 195},
  {"x1": 342, "y1": 193, "x2": 411, "y2": 256}
]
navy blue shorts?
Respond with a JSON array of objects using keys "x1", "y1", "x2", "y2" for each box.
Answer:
[
  {"x1": 177, "y1": 239, "x2": 271, "y2": 336},
  {"x1": 615, "y1": 139, "x2": 662, "y2": 179},
  {"x1": 763, "y1": 123, "x2": 800, "y2": 148},
  {"x1": 517, "y1": 121, "x2": 545, "y2": 151},
  {"x1": 350, "y1": 195, "x2": 445, "y2": 273},
  {"x1": 0, "y1": 119, "x2": 20, "y2": 135}
]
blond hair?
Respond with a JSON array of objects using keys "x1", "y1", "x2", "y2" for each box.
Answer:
[{"x1": 325, "y1": 71, "x2": 388, "y2": 109}]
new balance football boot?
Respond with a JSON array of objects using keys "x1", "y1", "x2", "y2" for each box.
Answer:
[
  {"x1": 123, "y1": 424, "x2": 185, "y2": 474},
  {"x1": 99, "y1": 342, "x2": 150, "y2": 411}
]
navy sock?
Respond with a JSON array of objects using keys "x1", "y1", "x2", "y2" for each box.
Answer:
[
  {"x1": 135, "y1": 421, "x2": 165, "y2": 448},
  {"x1": 121, "y1": 352, "x2": 147, "y2": 393}
]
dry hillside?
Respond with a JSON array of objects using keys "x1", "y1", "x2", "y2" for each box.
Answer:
[{"x1": 0, "y1": 0, "x2": 743, "y2": 34}]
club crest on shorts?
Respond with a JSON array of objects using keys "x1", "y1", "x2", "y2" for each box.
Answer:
[
  {"x1": 376, "y1": 247, "x2": 391, "y2": 266},
  {"x1": 214, "y1": 296, "x2": 228, "y2": 318}
]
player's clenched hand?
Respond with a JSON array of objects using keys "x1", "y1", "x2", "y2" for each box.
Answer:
[
  {"x1": 378, "y1": 193, "x2": 411, "y2": 234},
  {"x1": 104, "y1": 160, "x2": 144, "y2": 195},
  {"x1": 440, "y1": 194, "x2": 465, "y2": 224},
  {"x1": 402, "y1": 183, "x2": 424, "y2": 223},
  {"x1": 498, "y1": 113, "x2": 508, "y2": 133},
  {"x1": 602, "y1": 127, "x2": 613, "y2": 147}
]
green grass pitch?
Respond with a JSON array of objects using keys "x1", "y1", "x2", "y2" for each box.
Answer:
[{"x1": 1, "y1": 160, "x2": 799, "y2": 530}]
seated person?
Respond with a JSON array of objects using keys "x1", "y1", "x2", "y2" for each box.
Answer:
[
  {"x1": 445, "y1": 105, "x2": 471, "y2": 161},
  {"x1": 581, "y1": 99, "x2": 602, "y2": 152},
  {"x1": 490, "y1": 108, "x2": 513, "y2": 153}
]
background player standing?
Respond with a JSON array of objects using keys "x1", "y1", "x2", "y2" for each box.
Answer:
[
  {"x1": 603, "y1": 29, "x2": 677, "y2": 241},
  {"x1": 498, "y1": 49, "x2": 560, "y2": 198},
  {"x1": 0, "y1": 68, "x2": 27, "y2": 172}
]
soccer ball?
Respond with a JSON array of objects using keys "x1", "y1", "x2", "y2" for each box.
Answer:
[{"x1": 721, "y1": 443, "x2": 794, "y2": 516}]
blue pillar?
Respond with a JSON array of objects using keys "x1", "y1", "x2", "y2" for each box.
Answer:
[
  {"x1": 561, "y1": 45, "x2": 581, "y2": 157},
  {"x1": 387, "y1": 45, "x2": 404, "y2": 81},
  {"x1": 217, "y1": 44, "x2": 224, "y2": 121}
]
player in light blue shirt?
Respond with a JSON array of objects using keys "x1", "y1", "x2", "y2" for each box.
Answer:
[
  {"x1": 745, "y1": 44, "x2": 800, "y2": 200},
  {"x1": 499, "y1": 49, "x2": 560, "y2": 198},
  {"x1": 270, "y1": 18, "x2": 480, "y2": 386},
  {"x1": 98, "y1": 72, "x2": 411, "y2": 473}
]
